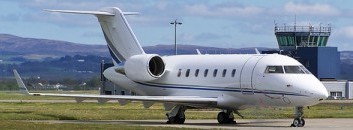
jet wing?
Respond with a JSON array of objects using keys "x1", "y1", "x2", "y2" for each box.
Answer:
[{"x1": 13, "y1": 70, "x2": 217, "y2": 109}]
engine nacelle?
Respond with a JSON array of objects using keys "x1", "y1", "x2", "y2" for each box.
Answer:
[{"x1": 124, "y1": 54, "x2": 166, "y2": 82}]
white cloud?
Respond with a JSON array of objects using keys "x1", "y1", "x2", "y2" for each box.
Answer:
[
  {"x1": 184, "y1": 4, "x2": 263, "y2": 17},
  {"x1": 335, "y1": 26, "x2": 353, "y2": 39},
  {"x1": 284, "y1": 2, "x2": 340, "y2": 16}
]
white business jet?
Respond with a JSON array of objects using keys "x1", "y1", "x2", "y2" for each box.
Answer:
[{"x1": 14, "y1": 7, "x2": 328, "y2": 127}]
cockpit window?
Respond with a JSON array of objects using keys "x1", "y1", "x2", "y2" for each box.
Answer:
[
  {"x1": 265, "y1": 66, "x2": 284, "y2": 73},
  {"x1": 299, "y1": 65, "x2": 311, "y2": 74},
  {"x1": 265, "y1": 65, "x2": 311, "y2": 74},
  {"x1": 284, "y1": 66, "x2": 305, "y2": 74}
]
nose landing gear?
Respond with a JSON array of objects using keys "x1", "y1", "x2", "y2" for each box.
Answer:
[{"x1": 291, "y1": 106, "x2": 305, "y2": 127}]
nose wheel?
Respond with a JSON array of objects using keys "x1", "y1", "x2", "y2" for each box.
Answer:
[
  {"x1": 291, "y1": 117, "x2": 305, "y2": 127},
  {"x1": 291, "y1": 106, "x2": 305, "y2": 127}
]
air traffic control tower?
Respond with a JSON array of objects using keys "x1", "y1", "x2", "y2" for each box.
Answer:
[{"x1": 266, "y1": 24, "x2": 340, "y2": 80}]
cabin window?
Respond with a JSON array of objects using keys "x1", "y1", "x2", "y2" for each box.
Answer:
[
  {"x1": 222, "y1": 69, "x2": 227, "y2": 77},
  {"x1": 284, "y1": 66, "x2": 305, "y2": 74},
  {"x1": 231, "y1": 69, "x2": 236, "y2": 77},
  {"x1": 185, "y1": 69, "x2": 190, "y2": 77},
  {"x1": 204, "y1": 69, "x2": 209, "y2": 77},
  {"x1": 213, "y1": 69, "x2": 218, "y2": 77},
  {"x1": 265, "y1": 66, "x2": 284, "y2": 73},
  {"x1": 195, "y1": 69, "x2": 199, "y2": 77},
  {"x1": 177, "y1": 69, "x2": 182, "y2": 77}
]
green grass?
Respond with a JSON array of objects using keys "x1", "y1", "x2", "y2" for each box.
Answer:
[
  {"x1": 1, "y1": 92, "x2": 353, "y2": 120},
  {"x1": 0, "y1": 121, "x2": 192, "y2": 130},
  {"x1": 1, "y1": 92, "x2": 353, "y2": 129},
  {"x1": 0, "y1": 102, "x2": 353, "y2": 121}
]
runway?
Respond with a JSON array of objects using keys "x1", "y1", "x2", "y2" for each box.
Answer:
[{"x1": 28, "y1": 118, "x2": 353, "y2": 130}]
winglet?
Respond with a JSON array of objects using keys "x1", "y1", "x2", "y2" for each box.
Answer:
[
  {"x1": 196, "y1": 49, "x2": 202, "y2": 55},
  {"x1": 255, "y1": 48, "x2": 261, "y2": 54},
  {"x1": 13, "y1": 69, "x2": 30, "y2": 95}
]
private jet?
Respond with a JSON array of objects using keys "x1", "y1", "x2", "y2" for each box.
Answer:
[{"x1": 14, "y1": 7, "x2": 328, "y2": 127}]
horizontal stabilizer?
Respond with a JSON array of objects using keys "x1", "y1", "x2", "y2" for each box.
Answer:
[
  {"x1": 44, "y1": 9, "x2": 139, "y2": 16},
  {"x1": 44, "y1": 9, "x2": 115, "y2": 16}
]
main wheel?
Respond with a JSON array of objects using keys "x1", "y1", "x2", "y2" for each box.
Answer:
[
  {"x1": 217, "y1": 112, "x2": 227, "y2": 124},
  {"x1": 167, "y1": 115, "x2": 185, "y2": 124},
  {"x1": 176, "y1": 117, "x2": 185, "y2": 124},
  {"x1": 217, "y1": 112, "x2": 235, "y2": 124}
]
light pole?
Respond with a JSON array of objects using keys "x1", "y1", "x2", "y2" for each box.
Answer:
[{"x1": 170, "y1": 19, "x2": 182, "y2": 55}]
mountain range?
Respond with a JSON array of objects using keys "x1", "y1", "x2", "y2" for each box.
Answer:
[
  {"x1": 0, "y1": 34, "x2": 352, "y2": 80},
  {"x1": 0, "y1": 34, "x2": 273, "y2": 61}
]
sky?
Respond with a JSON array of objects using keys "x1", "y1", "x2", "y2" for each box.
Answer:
[{"x1": 1, "y1": 0, "x2": 353, "y2": 51}]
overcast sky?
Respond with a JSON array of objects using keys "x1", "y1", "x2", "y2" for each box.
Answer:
[{"x1": 1, "y1": 0, "x2": 353, "y2": 50}]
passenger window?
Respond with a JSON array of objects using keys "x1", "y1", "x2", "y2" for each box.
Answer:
[
  {"x1": 185, "y1": 69, "x2": 190, "y2": 77},
  {"x1": 231, "y1": 69, "x2": 236, "y2": 77},
  {"x1": 195, "y1": 69, "x2": 199, "y2": 77},
  {"x1": 265, "y1": 66, "x2": 284, "y2": 73},
  {"x1": 222, "y1": 69, "x2": 227, "y2": 77},
  {"x1": 213, "y1": 69, "x2": 218, "y2": 77},
  {"x1": 204, "y1": 69, "x2": 209, "y2": 77},
  {"x1": 177, "y1": 69, "x2": 182, "y2": 77}
]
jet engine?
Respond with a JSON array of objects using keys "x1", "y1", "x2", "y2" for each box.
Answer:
[{"x1": 124, "y1": 54, "x2": 166, "y2": 82}]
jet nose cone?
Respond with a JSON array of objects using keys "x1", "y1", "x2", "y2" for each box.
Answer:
[
  {"x1": 318, "y1": 90, "x2": 329, "y2": 100},
  {"x1": 316, "y1": 84, "x2": 329, "y2": 100}
]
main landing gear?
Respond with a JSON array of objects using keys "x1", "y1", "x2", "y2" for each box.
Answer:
[
  {"x1": 165, "y1": 106, "x2": 242, "y2": 125},
  {"x1": 291, "y1": 106, "x2": 305, "y2": 127},
  {"x1": 166, "y1": 105, "x2": 186, "y2": 124},
  {"x1": 217, "y1": 109, "x2": 236, "y2": 124}
]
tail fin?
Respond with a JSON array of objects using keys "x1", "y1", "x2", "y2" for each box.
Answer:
[
  {"x1": 13, "y1": 69, "x2": 30, "y2": 95},
  {"x1": 46, "y1": 7, "x2": 145, "y2": 64}
]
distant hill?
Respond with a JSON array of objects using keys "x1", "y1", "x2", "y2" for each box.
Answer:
[
  {"x1": 0, "y1": 34, "x2": 109, "y2": 58},
  {"x1": 1, "y1": 34, "x2": 353, "y2": 80},
  {"x1": 0, "y1": 34, "x2": 272, "y2": 61}
]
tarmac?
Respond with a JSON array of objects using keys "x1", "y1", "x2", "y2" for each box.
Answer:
[{"x1": 29, "y1": 118, "x2": 353, "y2": 130}]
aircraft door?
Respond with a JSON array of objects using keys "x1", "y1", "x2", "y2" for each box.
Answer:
[{"x1": 240, "y1": 56, "x2": 263, "y2": 94}]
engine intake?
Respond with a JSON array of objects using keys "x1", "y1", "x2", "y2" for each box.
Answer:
[{"x1": 124, "y1": 54, "x2": 166, "y2": 82}]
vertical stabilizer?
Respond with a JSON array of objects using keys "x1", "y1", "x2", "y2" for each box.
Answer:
[
  {"x1": 46, "y1": 7, "x2": 145, "y2": 64},
  {"x1": 97, "y1": 7, "x2": 145, "y2": 64}
]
